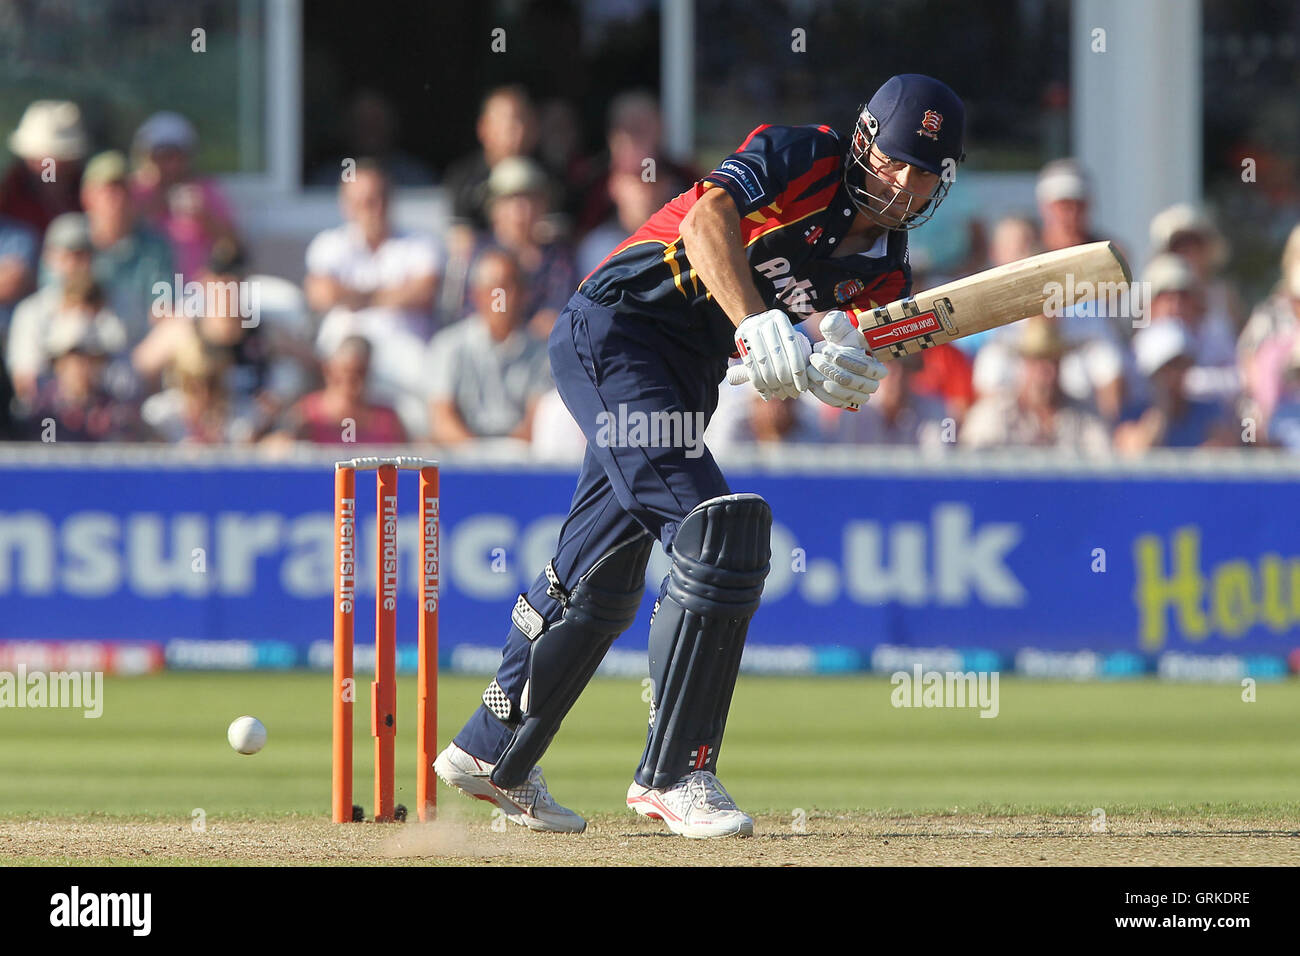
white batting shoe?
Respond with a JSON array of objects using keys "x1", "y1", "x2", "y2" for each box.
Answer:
[
  {"x1": 627, "y1": 770, "x2": 754, "y2": 838},
  {"x1": 433, "y1": 742, "x2": 586, "y2": 833}
]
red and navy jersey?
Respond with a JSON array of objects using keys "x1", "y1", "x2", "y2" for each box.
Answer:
[{"x1": 578, "y1": 123, "x2": 911, "y2": 358}]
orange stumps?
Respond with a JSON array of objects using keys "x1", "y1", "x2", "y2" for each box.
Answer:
[
  {"x1": 373, "y1": 464, "x2": 399, "y2": 822},
  {"x1": 332, "y1": 466, "x2": 357, "y2": 824},
  {"x1": 332, "y1": 456, "x2": 439, "y2": 824},
  {"x1": 417, "y1": 466, "x2": 440, "y2": 821}
]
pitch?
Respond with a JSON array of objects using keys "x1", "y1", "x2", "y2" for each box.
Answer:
[{"x1": 1, "y1": 672, "x2": 1297, "y2": 866}]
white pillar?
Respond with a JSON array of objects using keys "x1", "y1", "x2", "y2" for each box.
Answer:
[
  {"x1": 660, "y1": 0, "x2": 695, "y2": 164},
  {"x1": 1072, "y1": 0, "x2": 1201, "y2": 272}
]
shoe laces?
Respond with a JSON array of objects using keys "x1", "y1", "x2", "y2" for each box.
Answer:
[
  {"x1": 506, "y1": 766, "x2": 557, "y2": 811},
  {"x1": 682, "y1": 771, "x2": 738, "y2": 812}
]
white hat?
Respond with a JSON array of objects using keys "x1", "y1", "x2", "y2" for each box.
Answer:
[
  {"x1": 133, "y1": 111, "x2": 198, "y2": 154},
  {"x1": 8, "y1": 100, "x2": 88, "y2": 161},
  {"x1": 1133, "y1": 321, "x2": 1193, "y2": 376},
  {"x1": 1149, "y1": 203, "x2": 1227, "y2": 267},
  {"x1": 46, "y1": 317, "x2": 111, "y2": 359},
  {"x1": 1142, "y1": 252, "x2": 1198, "y2": 298},
  {"x1": 487, "y1": 156, "x2": 549, "y2": 199},
  {"x1": 1036, "y1": 159, "x2": 1089, "y2": 205}
]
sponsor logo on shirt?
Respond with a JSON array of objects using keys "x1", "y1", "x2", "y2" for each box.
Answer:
[{"x1": 713, "y1": 159, "x2": 764, "y2": 204}]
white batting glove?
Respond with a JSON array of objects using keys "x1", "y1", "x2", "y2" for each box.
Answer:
[
  {"x1": 805, "y1": 311, "x2": 887, "y2": 409},
  {"x1": 734, "y1": 309, "x2": 809, "y2": 401}
]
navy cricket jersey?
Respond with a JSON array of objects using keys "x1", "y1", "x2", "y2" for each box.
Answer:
[{"x1": 578, "y1": 123, "x2": 912, "y2": 359}]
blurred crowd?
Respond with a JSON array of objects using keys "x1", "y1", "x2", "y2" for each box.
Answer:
[{"x1": 1, "y1": 93, "x2": 1298, "y2": 458}]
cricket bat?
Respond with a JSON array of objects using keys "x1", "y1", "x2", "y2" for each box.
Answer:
[{"x1": 727, "y1": 240, "x2": 1131, "y2": 388}]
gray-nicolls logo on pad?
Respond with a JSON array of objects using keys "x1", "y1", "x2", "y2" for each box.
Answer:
[{"x1": 49, "y1": 886, "x2": 151, "y2": 936}]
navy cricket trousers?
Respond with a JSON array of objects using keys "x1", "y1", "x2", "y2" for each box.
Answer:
[{"x1": 454, "y1": 292, "x2": 731, "y2": 762}]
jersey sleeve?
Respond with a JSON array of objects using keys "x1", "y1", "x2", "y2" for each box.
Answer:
[{"x1": 702, "y1": 124, "x2": 842, "y2": 216}]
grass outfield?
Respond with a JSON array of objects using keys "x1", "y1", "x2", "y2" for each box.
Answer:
[{"x1": 1, "y1": 672, "x2": 1298, "y2": 864}]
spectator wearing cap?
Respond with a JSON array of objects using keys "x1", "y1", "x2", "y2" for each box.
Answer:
[
  {"x1": 1035, "y1": 158, "x2": 1104, "y2": 252},
  {"x1": 129, "y1": 111, "x2": 238, "y2": 282},
  {"x1": 7, "y1": 270, "x2": 127, "y2": 404},
  {"x1": 1139, "y1": 252, "x2": 1237, "y2": 402},
  {"x1": 80, "y1": 150, "x2": 174, "y2": 346},
  {"x1": 17, "y1": 316, "x2": 147, "y2": 442},
  {"x1": 1017, "y1": 159, "x2": 1129, "y2": 421},
  {"x1": 481, "y1": 156, "x2": 576, "y2": 338},
  {"x1": 275, "y1": 335, "x2": 406, "y2": 445},
  {"x1": 1239, "y1": 224, "x2": 1300, "y2": 403},
  {"x1": 0, "y1": 101, "x2": 87, "y2": 239},
  {"x1": 426, "y1": 248, "x2": 552, "y2": 445},
  {"x1": 961, "y1": 317, "x2": 1111, "y2": 454},
  {"x1": 9, "y1": 214, "x2": 96, "y2": 397},
  {"x1": 1149, "y1": 203, "x2": 1243, "y2": 334},
  {"x1": 443, "y1": 86, "x2": 539, "y2": 233},
  {"x1": 1114, "y1": 321, "x2": 1239, "y2": 453}
]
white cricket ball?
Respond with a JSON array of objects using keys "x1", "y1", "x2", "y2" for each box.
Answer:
[{"x1": 227, "y1": 715, "x2": 267, "y2": 755}]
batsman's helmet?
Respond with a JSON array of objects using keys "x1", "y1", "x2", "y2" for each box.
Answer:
[{"x1": 845, "y1": 74, "x2": 966, "y2": 230}]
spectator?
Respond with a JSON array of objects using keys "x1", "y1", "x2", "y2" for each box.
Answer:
[
  {"x1": 574, "y1": 91, "x2": 696, "y2": 236},
  {"x1": 577, "y1": 170, "x2": 674, "y2": 276},
  {"x1": 426, "y1": 249, "x2": 551, "y2": 444},
  {"x1": 909, "y1": 343, "x2": 976, "y2": 423},
  {"x1": 80, "y1": 150, "x2": 173, "y2": 346},
  {"x1": 1238, "y1": 223, "x2": 1300, "y2": 395},
  {"x1": 0, "y1": 214, "x2": 38, "y2": 334},
  {"x1": 0, "y1": 101, "x2": 86, "y2": 239},
  {"x1": 967, "y1": 215, "x2": 1041, "y2": 390},
  {"x1": 442, "y1": 86, "x2": 538, "y2": 232},
  {"x1": 9, "y1": 215, "x2": 102, "y2": 399},
  {"x1": 277, "y1": 335, "x2": 406, "y2": 444},
  {"x1": 1035, "y1": 158, "x2": 1103, "y2": 251},
  {"x1": 711, "y1": 390, "x2": 825, "y2": 457},
  {"x1": 140, "y1": 332, "x2": 255, "y2": 444},
  {"x1": 307, "y1": 160, "x2": 440, "y2": 341},
  {"x1": 1262, "y1": 336, "x2": 1300, "y2": 451},
  {"x1": 830, "y1": 354, "x2": 950, "y2": 448},
  {"x1": 129, "y1": 111, "x2": 239, "y2": 282},
  {"x1": 8, "y1": 271, "x2": 127, "y2": 403},
  {"x1": 1114, "y1": 321, "x2": 1240, "y2": 453},
  {"x1": 308, "y1": 90, "x2": 435, "y2": 188},
  {"x1": 1018, "y1": 160, "x2": 1128, "y2": 420},
  {"x1": 536, "y1": 98, "x2": 586, "y2": 219},
  {"x1": 1140, "y1": 252, "x2": 1237, "y2": 401},
  {"x1": 480, "y1": 157, "x2": 577, "y2": 338},
  {"x1": 530, "y1": 386, "x2": 588, "y2": 463},
  {"x1": 1149, "y1": 203, "x2": 1244, "y2": 334},
  {"x1": 962, "y1": 317, "x2": 1111, "y2": 454},
  {"x1": 134, "y1": 241, "x2": 302, "y2": 439},
  {"x1": 18, "y1": 318, "x2": 146, "y2": 442},
  {"x1": 308, "y1": 162, "x2": 437, "y2": 435}
]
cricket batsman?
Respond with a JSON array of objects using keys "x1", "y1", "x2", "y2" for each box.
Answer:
[{"x1": 435, "y1": 74, "x2": 965, "y2": 837}]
